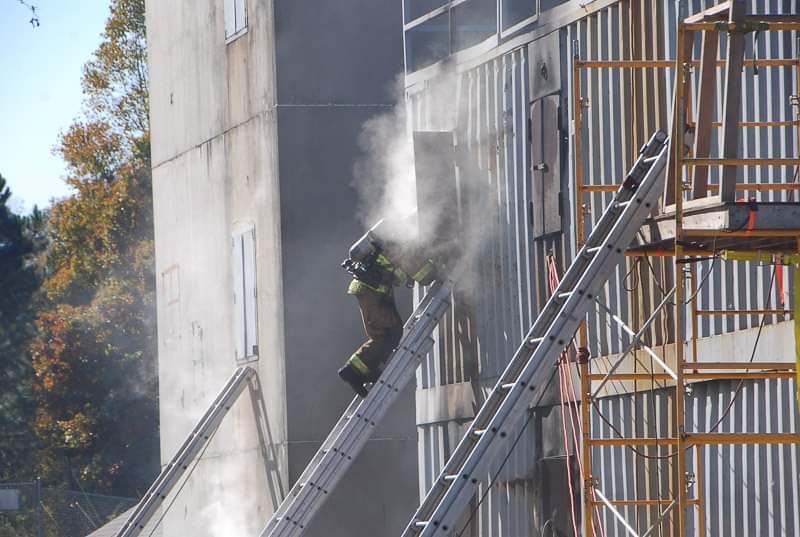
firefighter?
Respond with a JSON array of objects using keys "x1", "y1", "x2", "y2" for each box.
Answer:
[{"x1": 338, "y1": 217, "x2": 440, "y2": 397}]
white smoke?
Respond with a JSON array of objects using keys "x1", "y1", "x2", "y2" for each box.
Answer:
[
  {"x1": 197, "y1": 450, "x2": 263, "y2": 537},
  {"x1": 351, "y1": 67, "x2": 495, "y2": 299},
  {"x1": 352, "y1": 75, "x2": 419, "y2": 236}
]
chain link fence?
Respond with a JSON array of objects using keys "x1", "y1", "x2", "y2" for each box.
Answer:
[{"x1": 0, "y1": 481, "x2": 137, "y2": 537}]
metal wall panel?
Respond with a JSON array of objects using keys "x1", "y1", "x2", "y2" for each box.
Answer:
[
  {"x1": 407, "y1": 1, "x2": 799, "y2": 536},
  {"x1": 409, "y1": 43, "x2": 571, "y2": 535},
  {"x1": 661, "y1": 0, "x2": 798, "y2": 344},
  {"x1": 593, "y1": 379, "x2": 800, "y2": 537},
  {"x1": 566, "y1": 0, "x2": 674, "y2": 358}
]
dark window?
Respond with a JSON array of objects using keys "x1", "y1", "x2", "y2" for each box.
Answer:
[
  {"x1": 540, "y1": 0, "x2": 569, "y2": 11},
  {"x1": 452, "y1": 0, "x2": 497, "y2": 52},
  {"x1": 501, "y1": 0, "x2": 536, "y2": 32},
  {"x1": 404, "y1": 0, "x2": 447, "y2": 24},
  {"x1": 405, "y1": 12, "x2": 450, "y2": 72}
]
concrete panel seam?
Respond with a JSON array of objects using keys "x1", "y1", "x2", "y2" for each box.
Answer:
[{"x1": 152, "y1": 108, "x2": 276, "y2": 170}]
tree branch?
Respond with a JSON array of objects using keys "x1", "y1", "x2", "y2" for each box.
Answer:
[{"x1": 15, "y1": 0, "x2": 40, "y2": 28}]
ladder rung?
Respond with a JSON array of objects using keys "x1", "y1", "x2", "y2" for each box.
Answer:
[
  {"x1": 415, "y1": 521, "x2": 429, "y2": 527},
  {"x1": 616, "y1": 201, "x2": 631, "y2": 209},
  {"x1": 500, "y1": 382, "x2": 516, "y2": 390},
  {"x1": 472, "y1": 429, "x2": 487, "y2": 436},
  {"x1": 526, "y1": 337, "x2": 544, "y2": 348},
  {"x1": 586, "y1": 246, "x2": 601, "y2": 254},
  {"x1": 643, "y1": 156, "x2": 659, "y2": 163},
  {"x1": 557, "y1": 291, "x2": 573, "y2": 299},
  {"x1": 444, "y1": 474, "x2": 458, "y2": 481}
]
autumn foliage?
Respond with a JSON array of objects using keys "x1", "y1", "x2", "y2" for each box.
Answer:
[{"x1": 28, "y1": 0, "x2": 159, "y2": 496}]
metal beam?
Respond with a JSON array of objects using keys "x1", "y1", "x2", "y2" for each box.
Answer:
[
  {"x1": 719, "y1": 1, "x2": 748, "y2": 202},
  {"x1": 685, "y1": 432, "x2": 800, "y2": 445},
  {"x1": 692, "y1": 29, "x2": 719, "y2": 198},
  {"x1": 590, "y1": 290, "x2": 676, "y2": 398},
  {"x1": 593, "y1": 488, "x2": 642, "y2": 537}
]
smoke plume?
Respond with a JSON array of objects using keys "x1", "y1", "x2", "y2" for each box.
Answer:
[
  {"x1": 351, "y1": 67, "x2": 496, "y2": 299},
  {"x1": 352, "y1": 75, "x2": 419, "y2": 237}
]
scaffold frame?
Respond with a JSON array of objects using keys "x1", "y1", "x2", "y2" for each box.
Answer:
[{"x1": 571, "y1": 3, "x2": 800, "y2": 536}]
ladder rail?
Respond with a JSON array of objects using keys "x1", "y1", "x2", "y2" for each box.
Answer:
[
  {"x1": 401, "y1": 131, "x2": 669, "y2": 536},
  {"x1": 261, "y1": 279, "x2": 455, "y2": 537},
  {"x1": 268, "y1": 282, "x2": 446, "y2": 515},
  {"x1": 277, "y1": 335, "x2": 438, "y2": 536},
  {"x1": 277, "y1": 333, "x2": 438, "y2": 534},
  {"x1": 260, "y1": 286, "x2": 443, "y2": 535},
  {"x1": 265, "y1": 287, "x2": 450, "y2": 535},
  {"x1": 262, "y1": 283, "x2": 450, "y2": 537},
  {"x1": 115, "y1": 366, "x2": 256, "y2": 537}
]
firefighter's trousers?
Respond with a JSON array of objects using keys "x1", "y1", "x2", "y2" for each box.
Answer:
[{"x1": 349, "y1": 289, "x2": 403, "y2": 381}]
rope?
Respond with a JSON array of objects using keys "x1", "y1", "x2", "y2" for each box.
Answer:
[
  {"x1": 557, "y1": 361, "x2": 580, "y2": 537},
  {"x1": 547, "y1": 254, "x2": 606, "y2": 537},
  {"x1": 563, "y1": 358, "x2": 607, "y2": 537},
  {"x1": 623, "y1": 258, "x2": 641, "y2": 292}
]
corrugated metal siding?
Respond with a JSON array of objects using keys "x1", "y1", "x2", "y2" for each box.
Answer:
[
  {"x1": 409, "y1": 44, "x2": 569, "y2": 534},
  {"x1": 592, "y1": 387, "x2": 678, "y2": 537},
  {"x1": 567, "y1": 0, "x2": 675, "y2": 358},
  {"x1": 594, "y1": 379, "x2": 800, "y2": 537},
  {"x1": 407, "y1": 1, "x2": 799, "y2": 535},
  {"x1": 568, "y1": 0, "x2": 798, "y2": 357},
  {"x1": 409, "y1": 46, "x2": 569, "y2": 389},
  {"x1": 661, "y1": 0, "x2": 799, "y2": 343}
]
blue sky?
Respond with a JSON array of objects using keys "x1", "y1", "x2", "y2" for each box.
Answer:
[{"x1": 0, "y1": 0, "x2": 110, "y2": 213}]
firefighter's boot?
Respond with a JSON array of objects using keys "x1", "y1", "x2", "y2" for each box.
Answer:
[{"x1": 338, "y1": 364, "x2": 368, "y2": 397}]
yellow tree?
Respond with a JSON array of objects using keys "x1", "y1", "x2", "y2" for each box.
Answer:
[{"x1": 29, "y1": 0, "x2": 158, "y2": 496}]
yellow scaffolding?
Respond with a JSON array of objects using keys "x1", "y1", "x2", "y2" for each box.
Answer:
[{"x1": 572, "y1": 3, "x2": 800, "y2": 536}]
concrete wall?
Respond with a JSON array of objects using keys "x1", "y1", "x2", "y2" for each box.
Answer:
[
  {"x1": 147, "y1": 0, "x2": 414, "y2": 536},
  {"x1": 147, "y1": 0, "x2": 286, "y2": 534},
  {"x1": 272, "y1": 1, "x2": 416, "y2": 535}
]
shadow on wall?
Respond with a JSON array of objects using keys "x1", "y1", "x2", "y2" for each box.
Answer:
[
  {"x1": 248, "y1": 373, "x2": 287, "y2": 510},
  {"x1": 193, "y1": 370, "x2": 287, "y2": 537}
]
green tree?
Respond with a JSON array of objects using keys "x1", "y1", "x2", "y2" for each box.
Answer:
[
  {"x1": 29, "y1": 0, "x2": 158, "y2": 497},
  {"x1": 0, "y1": 174, "x2": 43, "y2": 482}
]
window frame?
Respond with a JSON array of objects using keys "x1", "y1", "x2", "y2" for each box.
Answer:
[
  {"x1": 232, "y1": 224, "x2": 259, "y2": 362},
  {"x1": 499, "y1": 0, "x2": 539, "y2": 39},
  {"x1": 451, "y1": 0, "x2": 499, "y2": 53},
  {"x1": 404, "y1": 0, "x2": 536, "y2": 74},
  {"x1": 224, "y1": 0, "x2": 249, "y2": 44}
]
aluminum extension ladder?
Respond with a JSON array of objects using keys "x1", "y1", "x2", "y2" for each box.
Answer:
[
  {"x1": 260, "y1": 277, "x2": 455, "y2": 537},
  {"x1": 400, "y1": 130, "x2": 670, "y2": 537},
  {"x1": 115, "y1": 365, "x2": 256, "y2": 537}
]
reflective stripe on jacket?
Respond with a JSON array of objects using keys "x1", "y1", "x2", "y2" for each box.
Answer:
[{"x1": 347, "y1": 254, "x2": 437, "y2": 296}]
